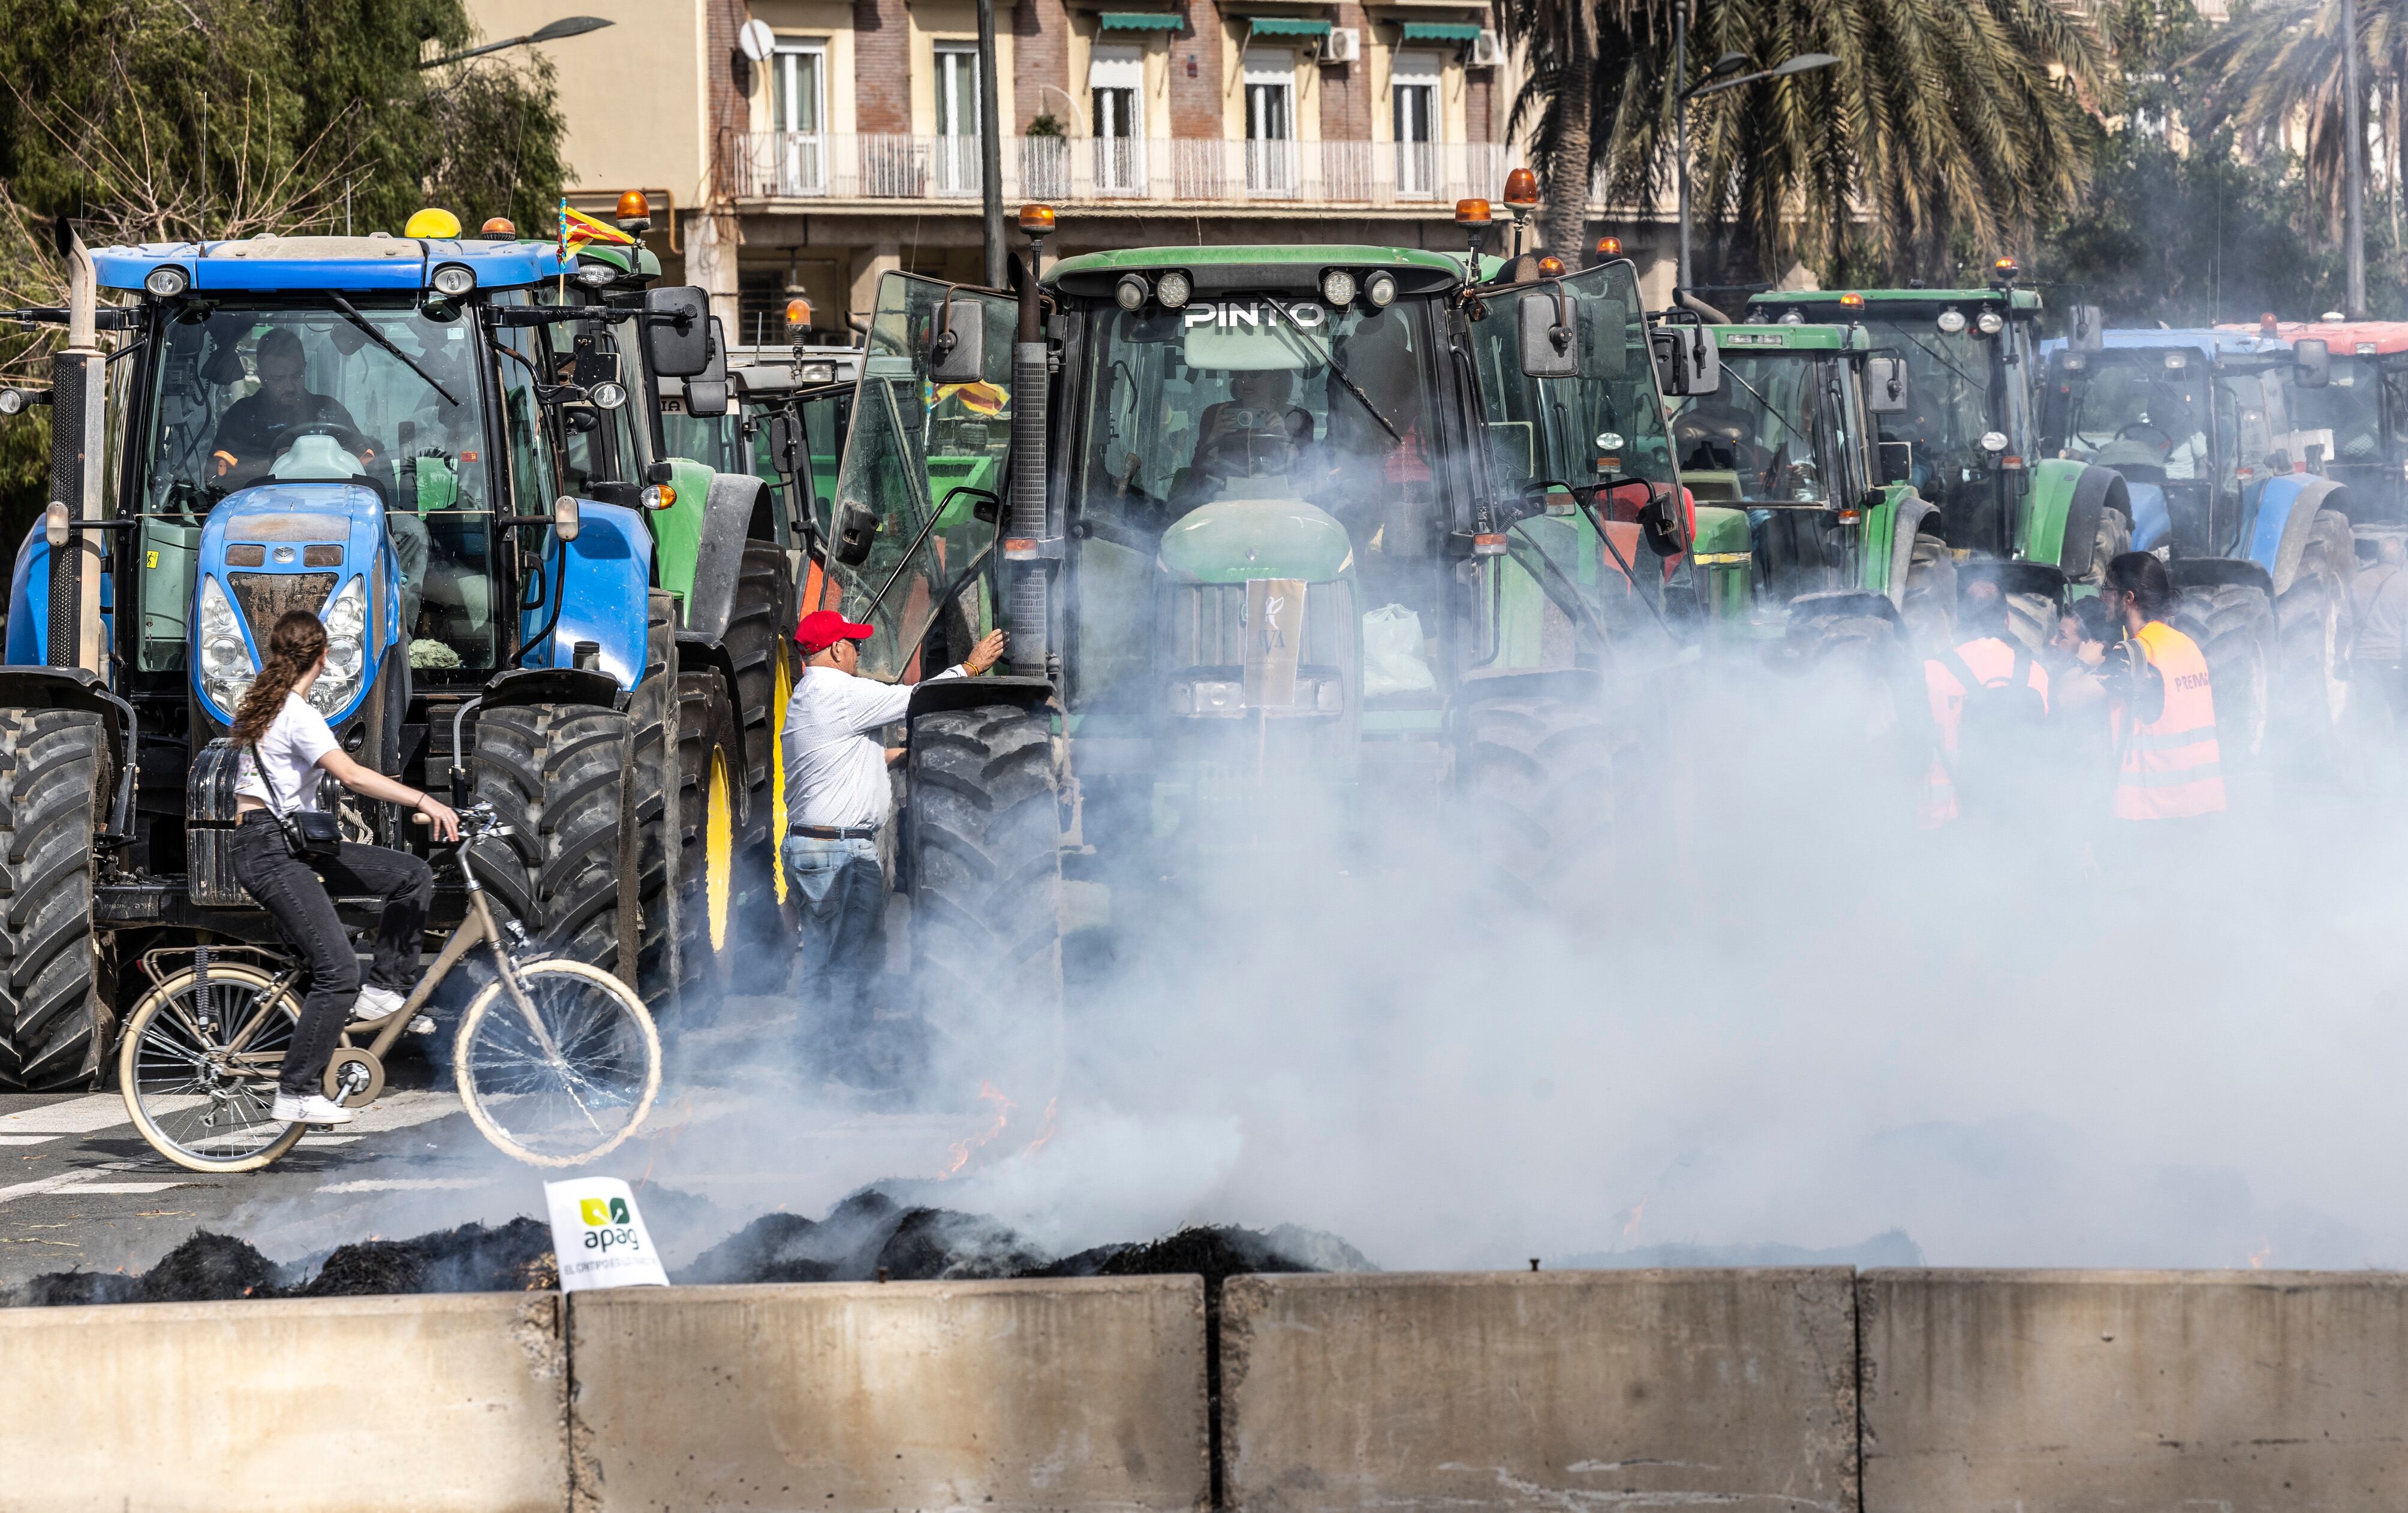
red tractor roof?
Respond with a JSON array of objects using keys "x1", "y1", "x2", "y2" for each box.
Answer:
[{"x1": 2220, "y1": 319, "x2": 2408, "y2": 354}]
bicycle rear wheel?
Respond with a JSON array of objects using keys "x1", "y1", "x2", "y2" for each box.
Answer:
[
  {"x1": 117, "y1": 962, "x2": 308, "y2": 1174},
  {"x1": 453, "y1": 959, "x2": 661, "y2": 1167}
]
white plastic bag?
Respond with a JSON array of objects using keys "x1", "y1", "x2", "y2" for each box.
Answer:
[{"x1": 1361, "y1": 604, "x2": 1437, "y2": 698}]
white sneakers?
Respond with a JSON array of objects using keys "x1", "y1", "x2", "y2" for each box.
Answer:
[
  {"x1": 355, "y1": 984, "x2": 435, "y2": 1036},
  {"x1": 270, "y1": 1092, "x2": 354, "y2": 1125}
]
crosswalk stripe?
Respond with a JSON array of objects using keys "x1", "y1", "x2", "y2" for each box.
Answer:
[
  {"x1": 71, "y1": 1182, "x2": 186, "y2": 1195},
  {"x1": 0, "y1": 1135, "x2": 61, "y2": 1146},
  {"x1": 0, "y1": 1095, "x2": 131, "y2": 1135}
]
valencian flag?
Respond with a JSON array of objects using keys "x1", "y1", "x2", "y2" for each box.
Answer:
[{"x1": 559, "y1": 200, "x2": 637, "y2": 256}]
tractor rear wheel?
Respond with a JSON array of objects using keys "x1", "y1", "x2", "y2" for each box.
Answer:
[
  {"x1": 2276, "y1": 566, "x2": 2350, "y2": 751},
  {"x1": 675, "y1": 671, "x2": 745, "y2": 999},
  {"x1": 471, "y1": 704, "x2": 634, "y2": 973},
  {"x1": 907, "y1": 704, "x2": 1064, "y2": 1081},
  {"x1": 2173, "y1": 582, "x2": 2274, "y2": 762},
  {"x1": 627, "y1": 594, "x2": 679, "y2": 1009},
  {"x1": 1900, "y1": 532, "x2": 1957, "y2": 650},
  {"x1": 0, "y1": 709, "x2": 113, "y2": 1091},
  {"x1": 1462, "y1": 693, "x2": 1614, "y2": 907},
  {"x1": 2092, "y1": 508, "x2": 2132, "y2": 583},
  {"x1": 724, "y1": 542, "x2": 797, "y2": 992}
]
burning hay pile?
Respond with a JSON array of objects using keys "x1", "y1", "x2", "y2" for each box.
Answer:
[{"x1": 2, "y1": 1191, "x2": 1369, "y2": 1307}]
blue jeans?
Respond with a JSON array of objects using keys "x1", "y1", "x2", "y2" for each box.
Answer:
[{"x1": 781, "y1": 834, "x2": 886, "y2": 1066}]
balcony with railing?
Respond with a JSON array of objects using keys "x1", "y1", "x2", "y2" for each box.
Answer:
[{"x1": 729, "y1": 131, "x2": 1515, "y2": 211}]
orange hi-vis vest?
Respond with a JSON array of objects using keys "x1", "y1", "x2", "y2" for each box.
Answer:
[
  {"x1": 1919, "y1": 635, "x2": 2051, "y2": 827},
  {"x1": 2111, "y1": 619, "x2": 2225, "y2": 820}
]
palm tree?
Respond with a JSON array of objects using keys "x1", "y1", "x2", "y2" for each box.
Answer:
[
  {"x1": 2184, "y1": 0, "x2": 2404, "y2": 237},
  {"x1": 1495, "y1": 0, "x2": 1621, "y2": 261},
  {"x1": 1501, "y1": 0, "x2": 2115, "y2": 285}
]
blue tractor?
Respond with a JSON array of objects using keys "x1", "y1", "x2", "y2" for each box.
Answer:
[{"x1": 0, "y1": 212, "x2": 799, "y2": 1089}]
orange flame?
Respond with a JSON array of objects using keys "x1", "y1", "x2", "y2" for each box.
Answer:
[
  {"x1": 2249, "y1": 1241, "x2": 2273, "y2": 1270},
  {"x1": 1021, "y1": 1098, "x2": 1060, "y2": 1158},
  {"x1": 940, "y1": 1083, "x2": 1016, "y2": 1178},
  {"x1": 1621, "y1": 1199, "x2": 1647, "y2": 1239}
]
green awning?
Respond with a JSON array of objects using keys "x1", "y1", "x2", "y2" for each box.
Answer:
[
  {"x1": 1097, "y1": 11, "x2": 1181, "y2": 29},
  {"x1": 1399, "y1": 22, "x2": 1483, "y2": 42},
  {"x1": 1248, "y1": 17, "x2": 1333, "y2": 37}
]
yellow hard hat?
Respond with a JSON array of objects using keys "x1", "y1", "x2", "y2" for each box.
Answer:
[{"x1": 404, "y1": 207, "x2": 463, "y2": 239}]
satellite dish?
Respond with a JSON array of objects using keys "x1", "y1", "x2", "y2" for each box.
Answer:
[{"x1": 738, "y1": 18, "x2": 775, "y2": 62}]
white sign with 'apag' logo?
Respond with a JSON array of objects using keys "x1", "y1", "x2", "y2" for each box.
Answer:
[{"x1": 544, "y1": 1177, "x2": 670, "y2": 1291}]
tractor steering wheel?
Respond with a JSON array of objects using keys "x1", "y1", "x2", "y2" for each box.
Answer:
[{"x1": 2114, "y1": 421, "x2": 2172, "y2": 453}]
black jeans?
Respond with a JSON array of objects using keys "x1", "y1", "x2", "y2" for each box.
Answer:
[{"x1": 231, "y1": 815, "x2": 433, "y2": 1095}]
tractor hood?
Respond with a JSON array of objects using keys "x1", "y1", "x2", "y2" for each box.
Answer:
[
  {"x1": 191, "y1": 481, "x2": 404, "y2": 727},
  {"x1": 1157, "y1": 498, "x2": 1355, "y2": 585}
]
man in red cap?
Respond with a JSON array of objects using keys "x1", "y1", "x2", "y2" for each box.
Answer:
[{"x1": 783, "y1": 609, "x2": 1006, "y2": 1085}]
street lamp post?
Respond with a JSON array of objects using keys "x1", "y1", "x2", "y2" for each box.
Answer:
[
  {"x1": 979, "y1": 0, "x2": 1007, "y2": 289},
  {"x1": 1673, "y1": 27, "x2": 1837, "y2": 294},
  {"x1": 418, "y1": 15, "x2": 612, "y2": 69}
]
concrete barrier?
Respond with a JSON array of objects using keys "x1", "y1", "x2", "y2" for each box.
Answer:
[
  {"x1": 568, "y1": 1275, "x2": 1210, "y2": 1512},
  {"x1": 1861, "y1": 1268, "x2": 2408, "y2": 1512},
  {"x1": 1219, "y1": 1269, "x2": 1860, "y2": 1513},
  {"x1": 0, "y1": 1292, "x2": 567, "y2": 1513}
]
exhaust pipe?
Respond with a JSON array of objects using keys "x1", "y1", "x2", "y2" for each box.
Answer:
[{"x1": 47, "y1": 221, "x2": 106, "y2": 682}]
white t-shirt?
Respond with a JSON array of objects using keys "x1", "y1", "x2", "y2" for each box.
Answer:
[
  {"x1": 237, "y1": 692, "x2": 338, "y2": 813},
  {"x1": 781, "y1": 664, "x2": 964, "y2": 830}
]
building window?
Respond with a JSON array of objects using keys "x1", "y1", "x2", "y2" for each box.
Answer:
[
  {"x1": 1390, "y1": 50, "x2": 1441, "y2": 199},
  {"x1": 1090, "y1": 45, "x2": 1144, "y2": 194},
  {"x1": 1243, "y1": 49, "x2": 1296, "y2": 196},
  {"x1": 773, "y1": 43, "x2": 826, "y2": 195},
  {"x1": 935, "y1": 44, "x2": 982, "y2": 196}
]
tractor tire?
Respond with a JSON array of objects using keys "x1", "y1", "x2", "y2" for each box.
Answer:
[
  {"x1": 0, "y1": 709, "x2": 113, "y2": 1091},
  {"x1": 1900, "y1": 533, "x2": 1957, "y2": 650},
  {"x1": 626, "y1": 593, "x2": 679, "y2": 1010},
  {"x1": 723, "y1": 541, "x2": 797, "y2": 993},
  {"x1": 2093, "y1": 508, "x2": 2132, "y2": 581},
  {"x1": 675, "y1": 671, "x2": 744, "y2": 998},
  {"x1": 907, "y1": 704, "x2": 1064, "y2": 1071},
  {"x1": 2275, "y1": 565, "x2": 2349, "y2": 748},
  {"x1": 2172, "y1": 582, "x2": 2274, "y2": 762},
  {"x1": 471, "y1": 704, "x2": 634, "y2": 972},
  {"x1": 2004, "y1": 592, "x2": 2056, "y2": 656},
  {"x1": 1462, "y1": 693, "x2": 1614, "y2": 907}
]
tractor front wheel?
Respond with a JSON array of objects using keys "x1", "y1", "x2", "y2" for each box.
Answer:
[
  {"x1": 675, "y1": 671, "x2": 745, "y2": 999},
  {"x1": 1462, "y1": 692, "x2": 1614, "y2": 908}
]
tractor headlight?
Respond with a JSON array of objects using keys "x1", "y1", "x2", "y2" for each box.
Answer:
[
  {"x1": 1167, "y1": 678, "x2": 1247, "y2": 717},
  {"x1": 197, "y1": 576, "x2": 255, "y2": 716},
  {"x1": 429, "y1": 263, "x2": 477, "y2": 297},
  {"x1": 1975, "y1": 309, "x2": 2005, "y2": 336},
  {"x1": 1320, "y1": 269, "x2": 1358, "y2": 306},
  {"x1": 1778, "y1": 309, "x2": 1805, "y2": 325},
  {"x1": 1365, "y1": 272, "x2": 1396, "y2": 308},
  {"x1": 144, "y1": 265, "x2": 190, "y2": 299},
  {"x1": 308, "y1": 577, "x2": 371, "y2": 718},
  {"x1": 1154, "y1": 269, "x2": 1193, "y2": 309},
  {"x1": 1937, "y1": 309, "x2": 1968, "y2": 335},
  {"x1": 1115, "y1": 273, "x2": 1151, "y2": 311},
  {"x1": 573, "y1": 260, "x2": 618, "y2": 287}
]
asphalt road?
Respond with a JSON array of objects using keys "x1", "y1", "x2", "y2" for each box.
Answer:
[{"x1": 0, "y1": 996, "x2": 997, "y2": 1291}]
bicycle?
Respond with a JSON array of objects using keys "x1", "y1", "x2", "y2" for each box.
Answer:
[{"x1": 117, "y1": 803, "x2": 661, "y2": 1174}]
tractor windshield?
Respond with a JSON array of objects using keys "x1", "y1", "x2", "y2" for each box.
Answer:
[
  {"x1": 2042, "y1": 354, "x2": 2213, "y2": 480},
  {"x1": 1856, "y1": 320, "x2": 1995, "y2": 488},
  {"x1": 1676, "y1": 353, "x2": 1861, "y2": 505},
  {"x1": 2286, "y1": 353, "x2": 2408, "y2": 521},
  {"x1": 134, "y1": 302, "x2": 503, "y2": 672}
]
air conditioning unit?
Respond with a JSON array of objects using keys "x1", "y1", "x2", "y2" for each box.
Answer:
[
  {"x1": 1323, "y1": 26, "x2": 1360, "y2": 63},
  {"x1": 1468, "y1": 28, "x2": 1503, "y2": 67}
]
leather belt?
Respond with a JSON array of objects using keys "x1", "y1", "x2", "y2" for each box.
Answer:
[{"x1": 791, "y1": 823, "x2": 879, "y2": 840}]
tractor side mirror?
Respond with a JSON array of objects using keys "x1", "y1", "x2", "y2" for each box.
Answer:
[
  {"x1": 641, "y1": 285, "x2": 712, "y2": 378},
  {"x1": 928, "y1": 296, "x2": 986, "y2": 384},
  {"x1": 834, "y1": 499, "x2": 880, "y2": 566},
  {"x1": 551, "y1": 495, "x2": 582, "y2": 543},
  {"x1": 1518, "y1": 287, "x2": 1579, "y2": 378},
  {"x1": 2295, "y1": 336, "x2": 2332, "y2": 389},
  {"x1": 1877, "y1": 441, "x2": 1913, "y2": 486},
  {"x1": 1865, "y1": 357, "x2": 1907, "y2": 414},
  {"x1": 1636, "y1": 490, "x2": 1686, "y2": 557},
  {"x1": 767, "y1": 412, "x2": 805, "y2": 475},
  {"x1": 1649, "y1": 325, "x2": 1720, "y2": 396},
  {"x1": 685, "y1": 317, "x2": 732, "y2": 418},
  {"x1": 2072, "y1": 304, "x2": 2105, "y2": 352}
]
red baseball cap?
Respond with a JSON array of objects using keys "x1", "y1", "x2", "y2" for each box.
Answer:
[{"x1": 796, "y1": 609, "x2": 875, "y2": 654}]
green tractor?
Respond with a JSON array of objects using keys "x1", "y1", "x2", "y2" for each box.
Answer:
[
  {"x1": 815, "y1": 234, "x2": 1706, "y2": 1039},
  {"x1": 1674, "y1": 320, "x2": 1958, "y2": 652},
  {"x1": 1747, "y1": 272, "x2": 2133, "y2": 593}
]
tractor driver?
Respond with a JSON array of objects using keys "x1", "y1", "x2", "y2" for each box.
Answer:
[{"x1": 209, "y1": 328, "x2": 368, "y2": 491}]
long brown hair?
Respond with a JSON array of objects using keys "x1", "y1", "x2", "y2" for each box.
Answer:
[{"x1": 230, "y1": 610, "x2": 329, "y2": 744}]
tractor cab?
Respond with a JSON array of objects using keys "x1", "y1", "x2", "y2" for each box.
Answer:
[{"x1": 2228, "y1": 319, "x2": 2408, "y2": 528}]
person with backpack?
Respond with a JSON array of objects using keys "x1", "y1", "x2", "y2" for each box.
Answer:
[{"x1": 1918, "y1": 578, "x2": 2051, "y2": 827}]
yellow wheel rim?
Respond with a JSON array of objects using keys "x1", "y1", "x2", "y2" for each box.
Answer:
[
  {"x1": 768, "y1": 647, "x2": 791, "y2": 906},
  {"x1": 706, "y1": 747, "x2": 734, "y2": 953}
]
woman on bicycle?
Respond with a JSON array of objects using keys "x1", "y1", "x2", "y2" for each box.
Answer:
[{"x1": 230, "y1": 609, "x2": 460, "y2": 1126}]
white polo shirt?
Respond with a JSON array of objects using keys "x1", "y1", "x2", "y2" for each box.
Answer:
[{"x1": 781, "y1": 663, "x2": 965, "y2": 831}]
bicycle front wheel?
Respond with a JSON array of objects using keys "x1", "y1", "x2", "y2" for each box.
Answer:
[
  {"x1": 453, "y1": 959, "x2": 661, "y2": 1167},
  {"x1": 118, "y1": 962, "x2": 308, "y2": 1174}
]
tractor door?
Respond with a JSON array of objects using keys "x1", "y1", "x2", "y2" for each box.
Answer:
[
  {"x1": 822, "y1": 273, "x2": 1016, "y2": 680},
  {"x1": 1463, "y1": 262, "x2": 1681, "y2": 672}
]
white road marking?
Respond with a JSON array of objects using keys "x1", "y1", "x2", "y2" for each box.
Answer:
[
  {"x1": 0, "y1": 1170, "x2": 106, "y2": 1204},
  {"x1": 315, "y1": 1177, "x2": 489, "y2": 1193},
  {"x1": 0, "y1": 1096, "x2": 130, "y2": 1135},
  {"x1": 339, "y1": 1092, "x2": 465, "y2": 1134},
  {"x1": 0, "y1": 1135, "x2": 61, "y2": 1146},
  {"x1": 70, "y1": 1183, "x2": 186, "y2": 1195}
]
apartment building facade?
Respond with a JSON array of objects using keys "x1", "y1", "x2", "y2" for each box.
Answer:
[{"x1": 468, "y1": 0, "x2": 1679, "y2": 339}]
